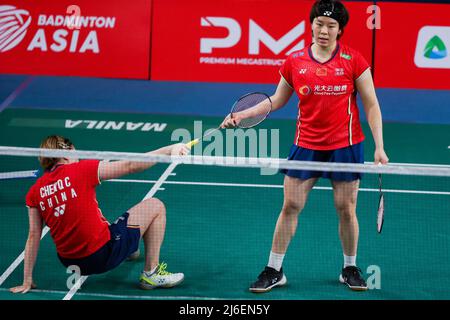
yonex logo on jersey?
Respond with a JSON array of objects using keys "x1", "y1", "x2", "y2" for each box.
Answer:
[
  {"x1": 299, "y1": 68, "x2": 307, "y2": 74},
  {"x1": 316, "y1": 68, "x2": 327, "y2": 76},
  {"x1": 335, "y1": 68, "x2": 344, "y2": 76},
  {"x1": 298, "y1": 85, "x2": 311, "y2": 95},
  {"x1": 0, "y1": 5, "x2": 32, "y2": 52},
  {"x1": 54, "y1": 204, "x2": 66, "y2": 217}
]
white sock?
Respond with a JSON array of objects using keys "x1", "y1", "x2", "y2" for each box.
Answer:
[
  {"x1": 268, "y1": 251, "x2": 285, "y2": 271},
  {"x1": 144, "y1": 265, "x2": 158, "y2": 275},
  {"x1": 344, "y1": 255, "x2": 356, "y2": 268}
]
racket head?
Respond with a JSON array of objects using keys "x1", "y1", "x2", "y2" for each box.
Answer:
[
  {"x1": 377, "y1": 192, "x2": 384, "y2": 233},
  {"x1": 230, "y1": 92, "x2": 272, "y2": 128},
  {"x1": 377, "y1": 173, "x2": 384, "y2": 233}
]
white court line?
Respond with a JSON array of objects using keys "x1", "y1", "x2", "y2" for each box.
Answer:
[
  {"x1": 0, "y1": 288, "x2": 225, "y2": 300},
  {"x1": 0, "y1": 226, "x2": 50, "y2": 287},
  {"x1": 0, "y1": 170, "x2": 38, "y2": 180},
  {"x1": 143, "y1": 162, "x2": 178, "y2": 200},
  {"x1": 108, "y1": 178, "x2": 450, "y2": 196},
  {"x1": 62, "y1": 162, "x2": 179, "y2": 300}
]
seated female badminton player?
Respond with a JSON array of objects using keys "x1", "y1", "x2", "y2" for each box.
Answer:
[
  {"x1": 10, "y1": 135, "x2": 190, "y2": 293},
  {"x1": 222, "y1": 0, "x2": 389, "y2": 292}
]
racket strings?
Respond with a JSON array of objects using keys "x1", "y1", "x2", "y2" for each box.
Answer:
[
  {"x1": 232, "y1": 93, "x2": 272, "y2": 129},
  {"x1": 377, "y1": 173, "x2": 385, "y2": 233}
]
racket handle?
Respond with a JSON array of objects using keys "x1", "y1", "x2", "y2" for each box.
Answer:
[{"x1": 186, "y1": 139, "x2": 199, "y2": 148}]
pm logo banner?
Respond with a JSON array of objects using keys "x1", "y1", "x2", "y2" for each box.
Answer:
[
  {"x1": 151, "y1": 0, "x2": 373, "y2": 84},
  {"x1": 199, "y1": 16, "x2": 305, "y2": 61}
]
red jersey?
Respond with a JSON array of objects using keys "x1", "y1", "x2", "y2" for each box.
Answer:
[
  {"x1": 26, "y1": 160, "x2": 110, "y2": 259},
  {"x1": 280, "y1": 42, "x2": 369, "y2": 150}
]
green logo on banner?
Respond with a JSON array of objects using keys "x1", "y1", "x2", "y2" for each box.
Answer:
[{"x1": 424, "y1": 35, "x2": 447, "y2": 59}]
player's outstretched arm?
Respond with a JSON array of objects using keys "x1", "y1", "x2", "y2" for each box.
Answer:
[
  {"x1": 221, "y1": 77, "x2": 293, "y2": 128},
  {"x1": 98, "y1": 143, "x2": 189, "y2": 181}
]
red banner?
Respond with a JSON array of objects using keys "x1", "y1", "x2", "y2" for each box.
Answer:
[
  {"x1": 0, "y1": 0, "x2": 151, "y2": 79},
  {"x1": 374, "y1": 2, "x2": 450, "y2": 89},
  {"x1": 151, "y1": 0, "x2": 373, "y2": 84}
]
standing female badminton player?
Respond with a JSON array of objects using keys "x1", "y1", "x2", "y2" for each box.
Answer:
[
  {"x1": 222, "y1": 0, "x2": 389, "y2": 292},
  {"x1": 10, "y1": 135, "x2": 190, "y2": 293}
]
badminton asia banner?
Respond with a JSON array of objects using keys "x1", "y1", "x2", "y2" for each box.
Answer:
[
  {"x1": 151, "y1": 0, "x2": 373, "y2": 83},
  {"x1": 0, "y1": 0, "x2": 151, "y2": 79},
  {"x1": 374, "y1": 2, "x2": 450, "y2": 90}
]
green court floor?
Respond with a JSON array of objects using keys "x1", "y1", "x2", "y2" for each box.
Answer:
[{"x1": 0, "y1": 108, "x2": 449, "y2": 300}]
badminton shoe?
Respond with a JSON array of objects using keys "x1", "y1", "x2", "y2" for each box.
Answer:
[
  {"x1": 139, "y1": 262, "x2": 184, "y2": 290},
  {"x1": 339, "y1": 266, "x2": 368, "y2": 291},
  {"x1": 249, "y1": 266, "x2": 287, "y2": 293}
]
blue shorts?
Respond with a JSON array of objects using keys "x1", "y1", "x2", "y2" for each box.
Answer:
[
  {"x1": 280, "y1": 143, "x2": 364, "y2": 181},
  {"x1": 58, "y1": 212, "x2": 141, "y2": 276}
]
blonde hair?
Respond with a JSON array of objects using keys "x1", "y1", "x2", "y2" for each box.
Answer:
[{"x1": 39, "y1": 135, "x2": 74, "y2": 171}]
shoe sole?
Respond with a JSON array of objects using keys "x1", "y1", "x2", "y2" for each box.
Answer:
[
  {"x1": 139, "y1": 276, "x2": 184, "y2": 290},
  {"x1": 249, "y1": 274, "x2": 287, "y2": 293},
  {"x1": 339, "y1": 274, "x2": 368, "y2": 291}
]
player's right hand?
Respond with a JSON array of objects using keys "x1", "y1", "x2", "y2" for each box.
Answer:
[
  {"x1": 220, "y1": 113, "x2": 240, "y2": 128},
  {"x1": 374, "y1": 148, "x2": 389, "y2": 165}
]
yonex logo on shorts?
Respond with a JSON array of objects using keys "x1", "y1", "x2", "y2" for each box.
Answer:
[
  {"x1": 0, "y1": 5, "x2": 32, "y2": 52},
  {"x1": 114, "y1": 216, "x2": 125, "y2": 224}
]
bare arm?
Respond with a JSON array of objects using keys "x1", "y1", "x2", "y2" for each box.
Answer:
[
  {"x1": 99, "y1": 143, "x2": 189, "y2": 181},
  {"x1": 221, "y1": 77, "x2": 294, "y2": 128},
  {"x1": 271, "y1": 77, "x2": 295, "y2": 111},
  {"x1": 356, "y1": 69, "x2": 389, "y2": 164},
  {"x1": 10, "y1": 207, "x2": 42, "y2": 294}
]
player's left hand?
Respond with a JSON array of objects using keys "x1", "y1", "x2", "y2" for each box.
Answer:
[
  {"x1": 10, "y1": 281, "x2": 37, "y2": 294},
  {"x1": 374, "y1": 148, "x2": 389, "y2": 165},
  {"x1": 171, "y1": 143, "x2": 190, "y2": 156}
]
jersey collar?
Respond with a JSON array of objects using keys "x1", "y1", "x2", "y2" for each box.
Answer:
[
  {"x1": 308, "y1": 42, "x2": 340, "y2": 65},
  {"x1": 49, "y1": 164, "x2": 65, "y2": 172}
]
